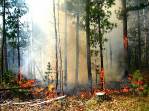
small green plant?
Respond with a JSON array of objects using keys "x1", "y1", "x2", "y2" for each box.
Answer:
[
  {"x1": 130, "y1": 70, "x2": 149, "y2": 96},
  {"x1": 1, "y1": 70, "x2": 17, "y2": 88},
  {"x1": 44, "y1": 62, "x2": 52, "y2": 82}
]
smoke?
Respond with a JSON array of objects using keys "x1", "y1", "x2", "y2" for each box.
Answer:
[{"x1": 20, "y1": 0, "x2": 125, "y2": 89}]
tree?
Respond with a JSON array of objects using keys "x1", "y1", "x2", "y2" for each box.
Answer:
[
  {"x1": 85, "y1": 0, "x2": 92, "y2": 91},
  {"x1": 53, "y1": 0, "x2": 59, "y2": 89},
  {"x1": 64, "y1": 0, "x2": 68, "y2": 87},
  {"x1": 1, "y1": 0, "x2": 8, "y2": 80},
  {"x1": 119, "y1": 0, "x2": 149, "y2": 70},
  {"x1": 45, "y1": 62, "x2": 52, "y2": 84},
  {"x1": 5, "y1": 0, "x2": 28, "y2": 81},
  {"x1": 89, "y1": 0, "x2": 116, "y2": 89},
  {"x1": 65, "y1": 0, "x2": 86, "y2": 90}
]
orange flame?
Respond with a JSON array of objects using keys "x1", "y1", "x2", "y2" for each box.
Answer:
[
  {"x1": 100, "y1": 68, "x2": 105, "y2": 89},
  {"x1": 123, "y1": 33, "x2": 128, "y2": 49}
]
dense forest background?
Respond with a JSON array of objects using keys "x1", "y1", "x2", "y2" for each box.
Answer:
[{"x1": 0, "y1": 0, "x2": 149, "y2": 91}]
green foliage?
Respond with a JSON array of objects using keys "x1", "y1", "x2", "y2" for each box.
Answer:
[
  {"x1": 3, "y1": 70, "x2": 16, "y2": 85},
  {"x1": 5, "y1": 0, "x2": 29, "y2": 49},
  {"x1": 130, "y1": 70, "x2": 149, "y2": 96},
  {"x1": 65, "y1": 0, "x2": 86, "y2": 15},
  {"x1": 132, "y1": 70, "x2": 143, "y2": 81},
  {"x1": 45, "y1": 62, "x2": 52, "y2": 75},
  {"x1": 11, "y1": 88, "x2": 30, "y2": 98},
  {"x1": 89, "y1": 0, "x2": 116, "y2": 48},
  {"x1": 44, "y1": 62, "x2": 52, "y2": 82}
]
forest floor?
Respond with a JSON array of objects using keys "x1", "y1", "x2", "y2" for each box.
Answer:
[
  {"x1": 1, "y1": 69, "x2": 149, "y2": 111},
  {"x1": 1, "y1": 94, "x2": 149, "y2": 111}
]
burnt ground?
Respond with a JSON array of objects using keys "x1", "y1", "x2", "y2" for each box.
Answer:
[{"x1": 0, "y1": 70, "x2": 149, "y2": 111}]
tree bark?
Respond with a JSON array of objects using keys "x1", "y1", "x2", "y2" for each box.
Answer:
[
  {"x1": 57, "y1": 0, "x2": 63, "y2": 93},
  {"x1": 17, "y1": 8, "x2": 21, "y2": 82},
  {"x1": 64, "y1": 0, "x2": 68, "y2": 87},
  {"x1": 75, "y1": 14, "x2": 79, "y2": 88},
  {"x1": 122, "y1": 0, "x2": 129, "y2": 75},
  {"x1": 1, "y1": 0, "x2": 8, "y2": 81},
  {"x1": 53, "y1": 0, "x2": 58, "y2": 89},
  {"x1": 86, "y1": 0, "x2": 92, "y2": 91},
  {"x1": 98, "y1": 10, "x2": 104, "y2": 90},
  {"x1": 137, "y1": 0, "x2": 141, "y2": 69}
]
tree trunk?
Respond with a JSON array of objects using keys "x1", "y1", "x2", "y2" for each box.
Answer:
[
  {"x1": 57, "y1": 0, "x2": 63, "y2": 93},
  {"x1": 109, "y1": 38, "x2": 112, "y2": 67},
  {"x1": 86, "y1": 0, "x2": 92, "y2": 91},
  {"x1": 64, "y1": 2, "x2": 68, "y2": 87},
  {"x1": 1, "y1": 0, "x2": 8, "y2": 81},
  {"x1": 98, "y1": 13, "x2": 104, "y2": 90},
  {"x1": 53, "y1": 0, "x2": 58, "y2": 89},
  {"x1": 137, "y1": 0, "x2": 141, "y2": 69},
  {"x1": 17, "y1": 11, "x2": 21, "y2": 82},
  {"x1": 75, "y1": 14, "x2": 79, "y2": 88},
  {"x1": 122, "y1": 0, "x2": 129, "y2": 75}
]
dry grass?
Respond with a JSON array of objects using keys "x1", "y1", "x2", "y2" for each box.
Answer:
[{"x1": 1, "y1": 94, "x2": 149, "y2": 111}]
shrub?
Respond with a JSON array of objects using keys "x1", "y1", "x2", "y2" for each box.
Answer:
[{"x1": 130, "y1": 70, "x2": 149, "y2": 96}]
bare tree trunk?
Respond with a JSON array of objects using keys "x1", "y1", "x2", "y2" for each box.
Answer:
[
  {"x1": 64, "y1": 0, "x2": 68, "y2": 87},
  {"x1": 122, "y1": 0, "x2": 129, "y2": 76},
  {"x1": 86, "y1": 0, "x2": 92, "y2": 91},
  {"x1": 75, "y1": 14, "x2": 79, "y2": 88},
  {"x1": 1, "y1": 0, "x2": 8, "y2": 81},
  {"x1": 98, "y1": 13, "x2": 104, "y2": 90},
  {"x1": 109, "y1": 38, "x2": 112, "y2": 67},
  {"x1": 53, "y1": 0, "x2": 59, "y2": 89},
  {"x1": 17, "y1": 10, "x2": 21, "y2": 82},
  {"x1": 137, "y1": 0, "x2": 141, "y2": 69},
  {"x1": 57, "y1": 0, "x2": 63, "y2": 93}
]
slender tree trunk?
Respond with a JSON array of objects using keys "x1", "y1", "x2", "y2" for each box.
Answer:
[
  {"x1": 17, "y1": 11, "x2": 21, "y2": 82},
  {"x1": 122, "y1": 0, "x2": 129, "y2": 76},
  {"x1": 1, "y1": 0, "x2": 8, "y2": 81},
  {"x1": 53, "y1": 0, "x2": 58, "y2": 89},
  {"x1": 143, "y1": 9, "x2": 148, "y2": 67},
  {"x1": 109, "y1": 38, "x2": 112, "y2": 67},
  {"x1": 57, "y1": 0, "x2": 63, "y2": 93},
  {"x1": 75, "y1": 13, "x2": 79, "y2": 88},
  {"x1": 64, "y1": 3, "x2": 68, "y2": 87},
  {"x1": 137, "y1": 0, "x2": 141, "y2": 69},
  {"x1": 13, "y1": 48, "x2": 15, "y2": 64},
  {"x1": 98, "y1": 12, "x2": 104, "y2": 90},
  {"x1": 86, "y1": 0, "x2": 92, "y2": 91}
]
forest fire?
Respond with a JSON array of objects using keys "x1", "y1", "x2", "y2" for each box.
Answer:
[
  {"x1": 18, "y1": 80, "x2": 35, "y2": 88},
  {"x1": 100, "y1": 68, "x2": 105, "y2": 90},
  {"x1": 123, "y1": 32, "x2": 128, "y2": 49},
  {"x1": 0, "y1": 0, "x2": 149, "y2": 110}
]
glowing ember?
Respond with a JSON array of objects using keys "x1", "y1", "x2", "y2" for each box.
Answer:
[
  {"x1": 122, "y1": 86, "x2": 129, "y2": 93},
  {"x1": 123, "y1": 33, "x2": 128, "y2": 49},
  {"x1": 19, "y1": 80, "x2": 35, "y2": 88},
  {"x1": 17, "y1": 68, "x2": 22, "y2": 82},
  {"x1": 100, "y1": 68, "x2": 105, "y2": 89}
]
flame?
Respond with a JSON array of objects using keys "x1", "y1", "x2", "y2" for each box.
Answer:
[
  {"x1": 123, "y1": 33, "x2": 128, "y2": 49},
  {"x1": 17, "y1": 67, "x2": 22, "y2": 82},
  {"x1": 100, "y1": 68, "x2": 105, "y2": 89},
  {"x1": 19, "y1": 80, "x2": 35, "y2": 88}
]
